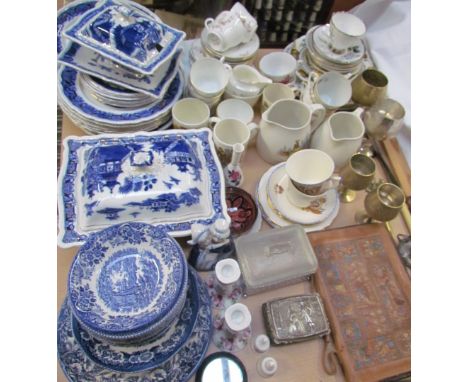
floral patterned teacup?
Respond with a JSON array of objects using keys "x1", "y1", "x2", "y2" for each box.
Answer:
[{"x1": 285, "y1": 149, "x2": 340, "y2": 208}]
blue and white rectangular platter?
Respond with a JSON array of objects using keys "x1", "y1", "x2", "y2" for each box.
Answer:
[
  {"x1": 63, "y1": 0, "x2": 185, "y2": 75},
  {"x1": 58, "y1": 128, "x2": 230, "y2": 248},
  {"x1": 58, "y1": 44, "x2": 182, "y2": 99}
]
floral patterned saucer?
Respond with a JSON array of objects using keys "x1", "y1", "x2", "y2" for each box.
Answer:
[
  {"x1": 68, "y1": 222, "x2": 188, "y2": 341},
  {"x1": 212, "y1": 311, "x2": 252, "y2": 353},
  {"x1": 58, "y1": 269, "x2": 212, "y2": 382},
  {"x1": 73, "y1": 267, "x2": 200, "y2": 373},
  {"x1": 256, "y1": 163, "x2": 340, "y2": 233},
  {"x1": 267, "y1": 164, "x2": 337, "y2": 225}
]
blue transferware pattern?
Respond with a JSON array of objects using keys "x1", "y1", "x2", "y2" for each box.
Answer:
[
  {"x1": 58, "y1": 129, "x2": 229, "y2": 247},
  {"x1": 58, "y1": 44, "x2": 182, "y2": 99},
  {"x1": 57, "y1": 0, "x2": 159, "y2": 56},
  {"x1": 58, "y1": 270, "x2": 212, "y2": 382},
  {"x1": 73, "y1": 268, "x2": 200, "y2": 373},
  {"x1": 68, "y1": 222, "x2": 187, "y2": 336},
  {"x1": 57, "y1": 65, "x2": 183, "y2": 123},
  {"x1": 63, "y1": 0, "x2": 185, "y2": 75}
]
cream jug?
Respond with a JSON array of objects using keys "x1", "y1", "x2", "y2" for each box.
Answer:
[
  {"x1": 310, "y1": 108, "x2": 365, "y2": 169},
  {"x1": 256, "y1": 99, "x2": 326, "y2": 164},
  {"x1": 227, "y1": 65, "x2": 273, "y2": 97}
]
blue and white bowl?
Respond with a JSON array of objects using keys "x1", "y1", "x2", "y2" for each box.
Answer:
[
  {"x1": 68, "y1": 222, "x2": 188, "y2": 340},
  {"x1": 73, "y1": 267, "x2": 201, "y2": 372},
  {"x1": 58, "y1": 268, "x2": 212, "y2": 382}
]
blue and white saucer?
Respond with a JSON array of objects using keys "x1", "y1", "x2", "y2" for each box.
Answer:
[
  {"x1": 58, "y1": 269, "x2": 212, "y2": 382},
  {"x1": 68, "y1": 222, "x2": 188, "y2": 340},
  {"x1": 73, "y1": 267, "x2": 200, "y2": 373}
]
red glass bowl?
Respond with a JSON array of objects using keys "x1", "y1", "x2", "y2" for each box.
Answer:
[{"x1": 225, "y1": 187, "x2": 258, "y2": 236}]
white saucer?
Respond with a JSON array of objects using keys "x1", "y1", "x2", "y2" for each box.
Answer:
[
  {"x1": 200, "y1": 28, "x2": 259, "y2": 62},
  {"x1": 256, "y1": 163, "x2": 339, "y2": 232},
  {"x1": 267, "y1": 164, "x2": 337, "y2": 225}
]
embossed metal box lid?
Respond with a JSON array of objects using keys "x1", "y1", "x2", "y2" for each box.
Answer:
[
  {"x1": 235, "y1": 225, "x2": 317, "y2": 295},
  {"x1": 262, "y1": 294, "x2": 330, "y2": 345}
]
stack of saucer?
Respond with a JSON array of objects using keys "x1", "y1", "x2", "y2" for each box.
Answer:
[
  {"x1": 57, "y1": 0, "x2": 186, "y2": 134},
  {"x1": 256, "y1": 162, "x2": 340, "y2": 233},
  {"x1": 284, "y1": 13, "x2": 371, "y2": 85},
  {"x1": 58, "y1": 222, "x2": 212, "y2": 382}
]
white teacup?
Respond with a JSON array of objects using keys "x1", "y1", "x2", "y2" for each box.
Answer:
[
  {"x1": 262, "y1": 83, "x2": 297, "y2": 113},
  {"x1": 190, "y1": 57, "x2": 232, "y2": 98},
  {"x1": 259, "y1": 52, "x2": 297, "y2": 83},
  {"x1": 216, "y1": 99, "x2": 254, "y2": 125},
  {"x1": 329, "y1": 12, "x2": 366, "y2": 51},
  {"x1": 213, "y1": 118, "x2": 257, "y2": 164},
  {"x1": 305, "y1": 71, "x2": 352, "y2": 109},
  {"x1": 172, "y1": 98, "x2": 219, "y2": 129},
  {"x1": 285, "y1": 149, "x2": 340, "y2": 208}
]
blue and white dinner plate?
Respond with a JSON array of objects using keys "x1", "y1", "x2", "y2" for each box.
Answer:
[
  {"x1": 68, "y1": 222, "x2": 188, "y2": 338},
  {"x1": 58, "y1": 269, "x2": 212, "y2": 382},
  {"x1": 73, "y1": 267, "x2": 201, "y2": 373},
  {"x1": 57, "y1": 65, "x2": 184, "y2": 125},
  {"x1": 57, "y1": 129, "x2": 230, "y2": 247},
  {"x1": 63, "y1": 0, "x2": 185, "y2": 75}
]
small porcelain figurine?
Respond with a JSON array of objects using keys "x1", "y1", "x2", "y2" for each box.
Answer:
[
  {"x1": 188, "y1": 218, "x2": 235, "y2": 271},
  {"x1": 224, "y1": 143, "x2": 245, "y2": 187}
]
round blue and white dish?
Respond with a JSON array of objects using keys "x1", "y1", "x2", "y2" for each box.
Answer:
[
  {"x1": 68, "y1": 222, "x2": 188, "y2": 339},
  {"x1": 58, "y1": 268, "x2": 212, "y2": 382},
  {"x1": 73, "y1": 267, "x2": 201, "y2": 373}
]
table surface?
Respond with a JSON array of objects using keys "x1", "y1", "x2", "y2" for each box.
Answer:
[{"x1": 56, "y1": 49, "x2": 410, "y2": 382}]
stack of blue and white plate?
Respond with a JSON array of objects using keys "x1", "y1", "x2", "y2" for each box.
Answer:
[
  {"x1": 57, "y1": 222, "x2": 212, "y2": 381},
  {"x1": 57, "y1": 0, "x2": 186, "y2": 134}
]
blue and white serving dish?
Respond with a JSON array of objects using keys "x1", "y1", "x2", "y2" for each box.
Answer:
[
  {"x1": 58, "y1": 268, "x2": 212, "y2": 381},
  {"x1": 58, "y1": 0, "x2": 158, "y2": 56},
  {"x1": 73, "y1": 267, "x2": 201, "y2": 372},
  {"x1": 58, "y1": 129, "x2": 229, "y2": 247},
  {"x1": 63, "y1": 0, "x2": 185, "y2": 75},
  {"x1": 68, "y1": 222, "x2": 188, "y2": 339},
  {"x1": 58, "y1": 43, "x2": 182, "y2": 99},
  {"x1": 57, "y1": 65, "x2": 184, "y2": 126}
]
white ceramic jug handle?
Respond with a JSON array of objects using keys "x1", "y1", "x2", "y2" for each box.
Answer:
[
  {"x1": 353, "y1": 107, "x2": 365, "y2": 118},
  {"x1": 205, "y1": 18, "x2": 215, "y2": 30},
  {"x1": 208, "y1": 116, "x2": 221, "y2": 129},
  {"x1": 247, "y1": 122, "x2": 259, "y2": 144},
  {"x1": 307, "y1": 104, "x2": 326, "y2": 129}
]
